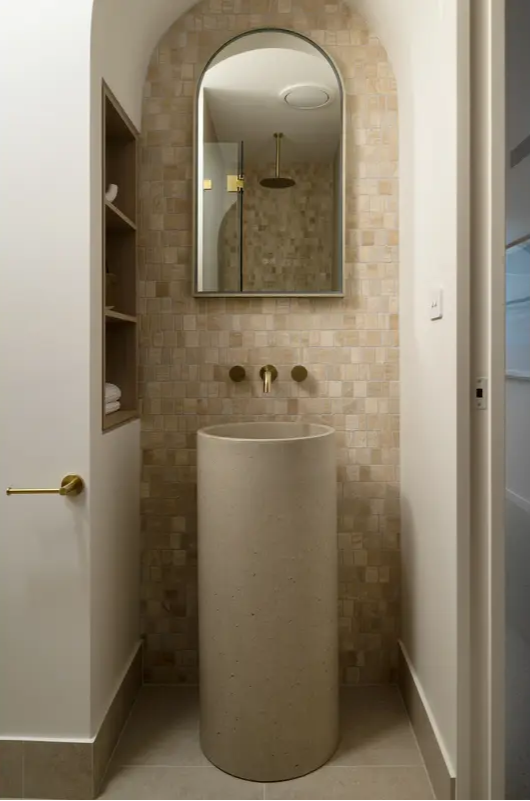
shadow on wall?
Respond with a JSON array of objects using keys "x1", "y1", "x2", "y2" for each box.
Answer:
[
  {"x1": 138, "y1": 0, "x2": 400, "y2": 686},
  {"x1": 399, "y1": 495, "x2": 415, "y2": 661}
]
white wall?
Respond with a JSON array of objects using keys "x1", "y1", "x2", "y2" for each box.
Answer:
[
  {"x1": 0, "y1": 0, "x2": 93, "y2": 738},
  {"x1": 400, "y1": 2, "x2": 463, "y2": 774},
  {"x1": 358, "y1": 0, "x2": 467, "y2": 777},
  {"x1": 88, "y1": 1, "x2": 156, "y2": 735},
  {"x1": 91, "y1": 0, "x2": 196, "y2": 127}
]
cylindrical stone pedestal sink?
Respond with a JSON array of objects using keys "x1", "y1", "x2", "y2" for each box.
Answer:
[{"x1": 197, "y1": 422, "x2": 338, "y2": 782}]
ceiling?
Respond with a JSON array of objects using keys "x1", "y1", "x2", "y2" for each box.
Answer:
[{"x1": 201, "y1": 32, "x2": 342, "y2": 165}]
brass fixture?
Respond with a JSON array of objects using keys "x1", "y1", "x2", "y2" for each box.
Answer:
[
  {"x1": 291, "y1": 365, "x2": 308, "y2": 383},
  {"x1": 259, "y1": 365, "x2": 278, "y2": 394},
  {"x1": 260, "y1": 133, "x2": 295, "y2": 189},
  {"x1": 6, "y1": 474, "x2": 85, "y2": 497},
  {"x1": 227, "y1": 175, "x2": 245, "y2": 193},
  {"x1": 229, "y1": 365, "x2": 246, "y2": 383},
  {"x1": 203, "y1": 179, "x2": 213, "y2": 190}
]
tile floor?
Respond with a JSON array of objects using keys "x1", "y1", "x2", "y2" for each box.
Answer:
[{"x1": 100, "y1": 685, "x2": 434, "y2": 799}]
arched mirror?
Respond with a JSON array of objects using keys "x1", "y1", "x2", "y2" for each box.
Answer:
[{"x1": 195, "y1": 29, "x2": 344, "y2": 296}]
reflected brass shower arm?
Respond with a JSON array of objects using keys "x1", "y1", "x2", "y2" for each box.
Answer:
[{"x1": 275, "y1": 132, "x2": 282, "y2": 178}]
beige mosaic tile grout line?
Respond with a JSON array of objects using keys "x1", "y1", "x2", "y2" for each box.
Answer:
[{"x1": 139, "y1": 0, "x2": 399, "y2": 686}]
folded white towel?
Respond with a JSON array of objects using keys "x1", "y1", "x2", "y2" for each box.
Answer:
[
  {"x1": 105, "y1": 400, "x2": 121, "y2": 415},
  {"x1": 105, "y1": 382, "x2": 121, "y2": 403}
]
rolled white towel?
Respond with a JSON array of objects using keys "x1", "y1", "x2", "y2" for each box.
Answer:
[
  {"x1": 105, "y1": 400, "x2": 121, "y2": 415},
  {"x1": 105, "y1": 183, "x2": 119, "y2": 203},
  {"x1": 105, "y1": 382, "x2": 121, "y2": 403}
]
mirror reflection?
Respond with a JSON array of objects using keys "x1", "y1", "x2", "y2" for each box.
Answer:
[{"x1": 195, "y1": 30, "x2": 343, "y2": 296}]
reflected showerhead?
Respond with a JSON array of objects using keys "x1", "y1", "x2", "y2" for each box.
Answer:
[
  {"x1": 260, "y1": 132, "x2": 295, "y2": 189},
  {"x1": 260, "y1": 176, "x2": 296, "y2": 189}
]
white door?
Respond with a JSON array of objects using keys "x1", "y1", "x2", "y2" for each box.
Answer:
[{"x1": 0, "y1": 2, "x2": 93, "y2": 739}]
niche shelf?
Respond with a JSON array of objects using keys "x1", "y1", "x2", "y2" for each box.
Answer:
[
  {"x1": 102, "y1": 82, "x2": 139, "y2": 432},
  {"x1": 105, "y1": 200, "x2": 137, "y2": 232},
  {"x1": 105, "y1": 310, "x2": 137, "y2": 324}
]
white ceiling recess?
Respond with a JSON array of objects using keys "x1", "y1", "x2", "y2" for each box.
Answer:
[{"x1": 201, "y1": 32, "x2": 342, "y2": 165}]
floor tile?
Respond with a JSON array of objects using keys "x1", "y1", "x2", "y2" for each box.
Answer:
[
  {"x1": 264, "y1": 765, "x2": 434, "y2": 799},
  {"x1": 340, "y1": 684, "x2": 409, "y2": 716},
  {"x1": 100, "y1": 765, "x2": 264, "y2": 799},
  {"x1": 129, "y1": 685, "x2": 200, "y2": 729},
  {"x1": 331, "y1": 685, "x2": 422, "y2": 766},
  {"x1": 113, "y1": 687, "x2": 205, "y2": 766},
  {"x1": 114, "y1": 725, "x2": 208, "y2": 767},
  {"x1": 103, "y1": 685, "x2": 430, "y2": 800}
]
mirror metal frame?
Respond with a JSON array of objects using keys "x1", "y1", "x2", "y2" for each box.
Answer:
[{"x1": 193, "y1": 28, "x2": 345, "y2": 298}]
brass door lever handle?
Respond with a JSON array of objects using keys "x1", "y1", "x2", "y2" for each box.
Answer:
[{"x1": 6, "y1": 474, "x2": 84, "y2": 497}]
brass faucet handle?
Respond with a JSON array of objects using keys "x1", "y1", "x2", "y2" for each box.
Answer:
[
  {"x1": 229, "y1": 365, "x2": 246, "y2": 383},
  {"x1": 291, "y1": 365, "x2": 308, "y2": 383}
]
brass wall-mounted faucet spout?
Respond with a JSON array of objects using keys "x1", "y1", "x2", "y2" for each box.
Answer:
[{"x1": 259, "y1": 365, "x2": 278, "y2": 393}]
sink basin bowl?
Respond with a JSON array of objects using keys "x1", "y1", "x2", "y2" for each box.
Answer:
[
  {"x1": 199, "y1": 421, "x2": 335, "y2": 441},
  {"x1": 198, "y1": 421, "x2": 338, "y2": 782}
]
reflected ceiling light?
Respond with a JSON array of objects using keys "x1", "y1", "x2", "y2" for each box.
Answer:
[{"x1": 281, "y1": 85, "x2": 332, "y2": 110}]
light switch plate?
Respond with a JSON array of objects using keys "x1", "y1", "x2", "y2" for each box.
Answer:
[{"x1": 430, "y1": 288, "x2": 443, "y2": 320}]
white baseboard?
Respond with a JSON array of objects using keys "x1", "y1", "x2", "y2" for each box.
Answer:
[
  {"x1": 398, "y1": 640, "x2": 456, "y2": 799},
  {"x1": 92, "y1": 638, "x2": 143, "y2": 741}
]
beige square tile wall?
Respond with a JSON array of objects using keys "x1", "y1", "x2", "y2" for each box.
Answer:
[{"x1": 139, "y1": 0, "x2": 399, "y2": 685}]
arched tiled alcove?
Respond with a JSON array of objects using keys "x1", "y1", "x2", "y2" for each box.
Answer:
[{"x1": 137, "y1": 0, "x2": 399, "y2": 687}]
